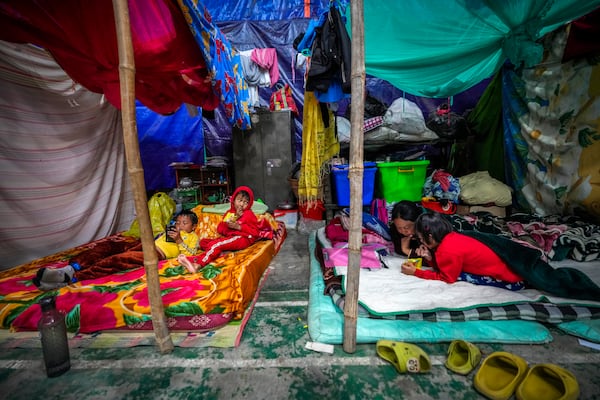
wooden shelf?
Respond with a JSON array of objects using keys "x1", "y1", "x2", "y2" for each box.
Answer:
[{"x1": 172, "y1": 164, "x2": 231, "y2": 205}]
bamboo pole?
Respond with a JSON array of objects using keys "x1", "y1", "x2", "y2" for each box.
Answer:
[
  {"x1": 343, "y1": 0, "x2": 366, "y2": 353},
  {"x1": 112, "y1": 0, "x2": 174, "y2": 354}
]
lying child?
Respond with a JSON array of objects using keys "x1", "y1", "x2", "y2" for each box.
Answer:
[
  {"x1": 401, "y1": 211, "x2": 525, "y2": 290},
  {"x1": 179, "y1": 186, "x2": 260, "y2": 273}
]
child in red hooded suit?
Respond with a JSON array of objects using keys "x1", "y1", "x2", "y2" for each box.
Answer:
[{"x1": 179, "y1": 186, "x2": 260, "y2": 273}]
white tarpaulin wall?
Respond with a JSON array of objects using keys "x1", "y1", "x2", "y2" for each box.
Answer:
[{"x1": 0, "y1": 41, "x2": 135, "y2": 270}]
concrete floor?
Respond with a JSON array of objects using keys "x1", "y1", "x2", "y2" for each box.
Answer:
[{"x1": 1, "y1": 228, "x2": 600, "y2": 399}]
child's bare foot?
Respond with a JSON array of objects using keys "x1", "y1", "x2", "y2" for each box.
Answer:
[{"x1": 177, "y1": 254, "x2": 197, "y2": 273}]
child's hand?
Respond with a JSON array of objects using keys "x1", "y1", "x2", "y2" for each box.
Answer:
[
  {"x1": 415, "y1": 245, "x2": 431, "y2": 260},
  {"x1": 401, "y1": 261, "x2": 417, "y2": 276},
  {"x1": 224, "y1": 212, "x2": 237, "y2": 223},
  {"x1": 167, "y1": 229, "x2": 182, "y2": 244},
  {"x1": 226, "y1": 220, "x2": 240, "y2": 230}
]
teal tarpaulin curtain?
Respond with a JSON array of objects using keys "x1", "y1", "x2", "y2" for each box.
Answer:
[{"x1": 361, "y1": 0, "x2": 600, "y2": 97}]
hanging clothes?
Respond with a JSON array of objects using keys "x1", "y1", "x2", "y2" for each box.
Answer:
[
  {"x1": 251, "y1": 48, "x2": 280, "y2": 87},
  {"x1": 305, "y1": 5, "x2": 352, "y2": 103},
  {"x1": 298, "y1": 91, "x2": 339, "y2": 207},
  {"x1": 0, "y1": 0, "x2": 220, "y2": 115}
]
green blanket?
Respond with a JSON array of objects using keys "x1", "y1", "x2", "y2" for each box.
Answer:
[{"x1": 463, "y1": 231, "x2": 600, "y2": 301}]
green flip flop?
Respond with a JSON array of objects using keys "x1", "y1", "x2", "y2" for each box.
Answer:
[
  {"x1": 445, "y1": 339, "x2": 482, "y2": 375},
  {"x1": 516, "y1": 363, "x2": 580, "y2": 400},
  {"x1": 376, "y1": 340, "x2": 431, "y2": 374},
  {"x1": 474, "y1": 351, "x2": 529, "y2": 400}
]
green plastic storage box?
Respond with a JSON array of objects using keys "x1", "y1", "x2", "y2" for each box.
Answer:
[{"x1": 376, "y1": 160, "x2": 430, "y2": 202}]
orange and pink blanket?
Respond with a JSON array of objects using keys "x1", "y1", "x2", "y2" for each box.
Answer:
[{"x1": 0, "y1": 207, "x2": 285, "y2": 333}]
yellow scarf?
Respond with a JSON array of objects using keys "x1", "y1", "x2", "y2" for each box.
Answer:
[{"x1": 298, "y1": 91, "x2": 339, "y2": 208}]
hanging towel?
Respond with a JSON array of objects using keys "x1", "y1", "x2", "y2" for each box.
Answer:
[{"x1": 251, "y1": 48, "x2": 279, "y2": 87}]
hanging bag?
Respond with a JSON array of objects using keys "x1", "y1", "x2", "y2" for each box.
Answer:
[
  {"x1": 426, "y1": 103, "x2": 469, "y2": 139},
  {"x1": 269, "y1": 83, "x2": 298, "y2": 115}
]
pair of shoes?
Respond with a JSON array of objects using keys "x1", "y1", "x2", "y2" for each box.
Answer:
[
  {"x1": 445, "y1": 339, "x2": 481, "y2": 375},
  {"x1": 516, "y1": 363, "x2": 579, "y2": 400},
  {"x1": 376, "y1": 340, "x2": 431, "y2": 373},
  {"x1": 474, "y1": 352, "x2": 579, "y2": 400},
  {"x1": 474, "y1": 351, "x2": 528, "y2": 400}
]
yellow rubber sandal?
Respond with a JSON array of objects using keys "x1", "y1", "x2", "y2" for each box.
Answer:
[
  {"x1": 376, "y1": 340, "x2": 431, "y2": 374},
  {"x1": 516, "y1": 363, "x2": 580, "y2": 400},
  {"x1": 445, "y1": 339, "x2": 482, "y2": 375},
  {"x1": 474, "y1": 351, "x2": 528, "y2": 400}
]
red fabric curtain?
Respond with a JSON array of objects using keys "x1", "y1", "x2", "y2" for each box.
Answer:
[
  {"x1": 562, "y1": 7, "x2": 600, "y2": 62},
  {"x1": 0, "y1": 0, "x2": 219, "y2": 114}
]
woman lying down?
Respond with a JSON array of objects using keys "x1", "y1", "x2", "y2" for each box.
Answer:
[{"x1": 401, "y1": 211, "x2": 600, "y2": 302}]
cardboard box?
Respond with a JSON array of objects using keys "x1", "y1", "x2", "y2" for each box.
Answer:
[{"x1": 456, "y1": 204, "x2": 506, "y2": 218}]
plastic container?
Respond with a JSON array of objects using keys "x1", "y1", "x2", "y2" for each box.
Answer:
[
  {"x1": 38, "y1": 296, "x2": 71, "y2": 378},
  {"x1": 299, "y1": 201, "x2": 325, "y2": 220},
  {"x1": 274, "y1": 208, "x2": 298, "y2": 229},
  {"x1": 376, "y1": 160, "x2": 430, "y2": 202},
  {"x1": 331, "y1": 162, "x2": 377, "y2": 206}
]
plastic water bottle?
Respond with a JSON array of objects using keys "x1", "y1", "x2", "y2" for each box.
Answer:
[{"x1": 38, "y1": 296, "x2": 71, "y2": 377}]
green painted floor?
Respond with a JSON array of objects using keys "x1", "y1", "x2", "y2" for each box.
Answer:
[{"x1": 1, "y1": 229, "x2": 600, "y2": 399}]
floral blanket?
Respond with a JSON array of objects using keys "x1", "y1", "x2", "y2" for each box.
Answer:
[{"x1": 0, "y1": 208, "x2": 285, "y2": 333}]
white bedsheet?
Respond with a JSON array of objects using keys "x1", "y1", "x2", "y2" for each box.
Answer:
[{"x1": 335, "y1": 255, "x2": 600, "y2": 315}]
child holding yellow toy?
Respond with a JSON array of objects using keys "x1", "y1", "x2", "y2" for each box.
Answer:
[{"x1": 179, "y1": 186, "x2": 260, "y2": 273}]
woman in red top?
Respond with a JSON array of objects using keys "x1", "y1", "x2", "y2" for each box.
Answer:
[{"x1": 401, "y1": 212, "x2": 524, "y2": 287}]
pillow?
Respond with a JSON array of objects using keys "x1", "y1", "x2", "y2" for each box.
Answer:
[
  {"x1": 341, "y1": 208, "x2": 391, "y2": 241},
  {"x1": 557, "y1": 319, "x2": 600, "y2": 343},
  {"x1": 459, "y1": 171, "x2": 513, "y2": 207},
  {"x1": 322, "y1": 243, "x2": 390, "y2": 270},
  {"x1": 200, "y1": 202, "x2": 269, "y2": 215}
]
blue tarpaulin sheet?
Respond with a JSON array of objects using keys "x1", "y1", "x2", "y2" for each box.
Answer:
[{"x1": 137, "y1": 101, "x2": 204, "y2": 190}]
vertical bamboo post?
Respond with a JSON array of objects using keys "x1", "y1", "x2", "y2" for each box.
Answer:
[
  {"x1": 112, "y1": 0, "x2": 174, "y2": 354},
  {"x1": 343, "y1": 0, "x2": 365, "y2": 353}
]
